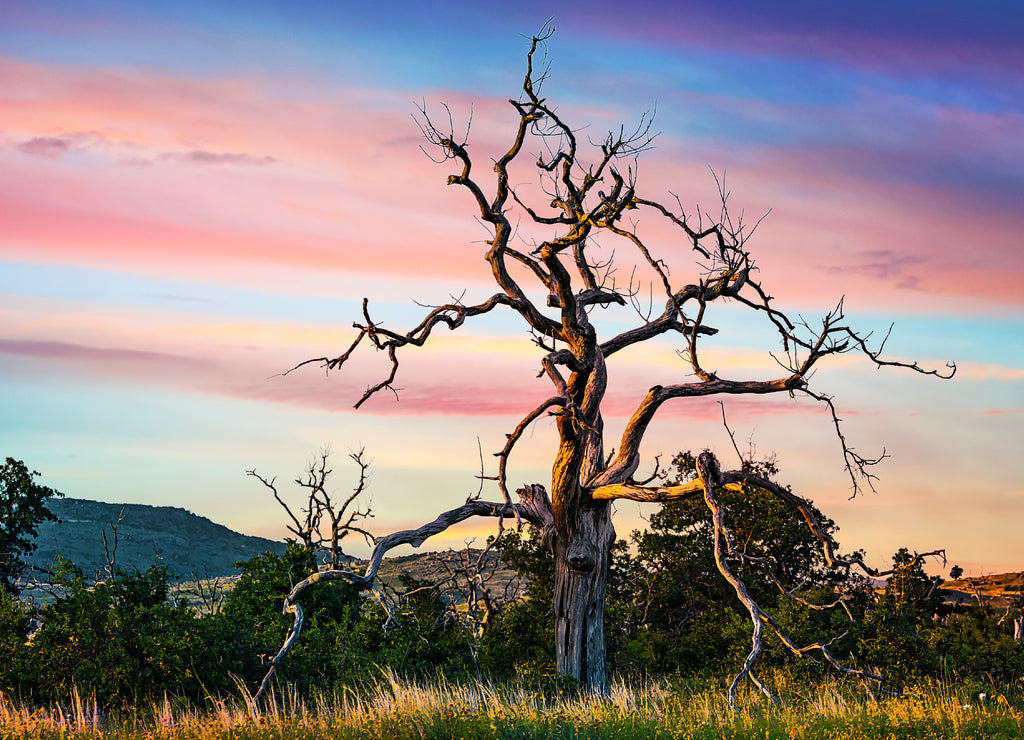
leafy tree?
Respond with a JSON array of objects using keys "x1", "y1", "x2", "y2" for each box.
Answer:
[
  {"x1": 929, "y1": 601, "x2": 1024, "y2": 684},
  {"x1": 27, "y1": 562, "x2": 204, "y2": 706},
  {"x1": 0, "y1": 586, "x2": 31, "y2": 693},
  {"x1": 626, "y1": 451, "x2": 866, "y2": 665},
  {"x1": 0, "y1": 458, "x2": 62, "y2": 593},
  {"x1": 480, "y1": 528, "x2": 557, "y2": 680},
  {"x1": 858, "y1": 548, "x2": 948, "y2": 687},
  {"x1": 219, "y1": 545, "x2": 474, "y2": 694},
  {"x1": 213, "y1": 544, "x2": 364, "y2": 691}
]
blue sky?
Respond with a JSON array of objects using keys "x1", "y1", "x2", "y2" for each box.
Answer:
[{"x1": 1, "y1": 0, "x2": 1022, "y2": 574}]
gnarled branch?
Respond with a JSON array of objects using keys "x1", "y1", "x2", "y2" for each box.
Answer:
[{"x1": 252, "y1": 485, "x2": 554, "y2": 704}]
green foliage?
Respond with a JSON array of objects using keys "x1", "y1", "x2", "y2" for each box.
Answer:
[
  {"x1": 858, "y1": 548, "x2": 948, "y2": 687},
  {"x1": 856, "y1": 549, "x2": 1024, "y2": 689},
  {"x1": 480, "y1": 529, "x2": 555, "y2": 680},
  {"x1": 613, "y1": 451, "x2": 864, "y2": 677},
  {"x1": 211, "y1": 543, "x2": 362, "y2": 691},
  {"x1": 0, "y1": 586, "x2": 31, "y2": 693},
  {"x1": 214, "y1": 544, "x2": 475, "y2": 694},
  {"x1": 932, "y1": 604, "x2": 1024, "y2": 684},
  {"x1": 349, "y1": 574, "x2": 476, "y2": 682},
  {"x1": 26, "y1": 563, "x2": 205, "y2": 706},
  {"x1": 0, "y1": 457, "x2": 62, "y2": 593}
]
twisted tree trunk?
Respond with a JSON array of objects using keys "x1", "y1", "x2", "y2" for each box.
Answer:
[
  {"x1": 553, "y1": 501, "x2": 615, "y2": 693},
  {"x1": 252, "y1": 29, "x2": 955, "y2": 708}
]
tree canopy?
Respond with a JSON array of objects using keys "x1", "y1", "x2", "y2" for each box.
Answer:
[{"x1": 0, "y1": 458, "x2": 62, "y2": 594}]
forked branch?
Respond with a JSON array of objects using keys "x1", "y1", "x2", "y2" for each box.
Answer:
[{"x1": 252, "y1": 484, "x2": 554, "y2": 704}]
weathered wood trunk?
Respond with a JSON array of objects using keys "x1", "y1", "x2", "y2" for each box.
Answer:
[
  {"x1": 552, "y1": 501, "x2": 615, "y2": 693},
  {"x1": 1014, "y1": 615, "x2": 1023, "y2": 643}
]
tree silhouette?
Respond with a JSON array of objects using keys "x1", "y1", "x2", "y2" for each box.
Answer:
[{"x1": 0, "y1": 458, "x2": 62, "y2": 594}]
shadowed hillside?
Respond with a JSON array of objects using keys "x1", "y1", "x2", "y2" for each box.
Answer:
[
  {"x1": 27, "y1": 498, "x2": 287, "y2": 581},
  {"x1": 26, "y1": 498, "x2": 519, "y2": 594}
]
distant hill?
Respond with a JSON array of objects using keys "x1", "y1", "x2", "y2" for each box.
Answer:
[
  {"x1": 26, "y1": 500, "x2": 1022, "y2": 614},
  {"x1": 27, "y1": 498, "x2": 287, "y2": 581},
  {"x1": 25, "y1": 499, "x2": 519, "y2": 593},
  {"x1": 940, "y1": 572, "x2": 1024, "y2": 609}
]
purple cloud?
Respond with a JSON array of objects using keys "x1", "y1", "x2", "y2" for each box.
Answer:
[
  {"x1": 17, "y1": 136, "x2": 72, "y2": 159},
  {"x1": 827, "y1": 250, "x2": 927, "y2": 282},
  {"x1": 159, "y1": 150, "x2": 276, "y2": 166},
  {"x1": 0, "y1": 339, "x2": 209, "y2": 370}
]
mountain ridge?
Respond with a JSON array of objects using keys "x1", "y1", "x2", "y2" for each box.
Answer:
[{"x1": 27, "y1": 497, "x2": 287, "y2": 580}]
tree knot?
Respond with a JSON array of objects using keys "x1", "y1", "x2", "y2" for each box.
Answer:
[{"x1": 567, "y1": 541, "x2": 596, "y2": 572}]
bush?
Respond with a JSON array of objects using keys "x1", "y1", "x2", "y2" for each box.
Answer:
[{"x1": 27, "y1": 563, "x2": 205, "y2": 706}]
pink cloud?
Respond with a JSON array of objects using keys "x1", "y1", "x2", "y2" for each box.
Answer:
[
  {"x1": 157, "y1": 150, "x2": 277, "y2": 166},
  {"x1": 667, "y1": 147, "x2": 1024, "y2": 311},
  {"x1": 0, "y1": 317, "x2": 831, "y2": 425},
  {"x1": 825, "y1": 250, "x2": 928, "y2": 282},
  {"x1": 0, "y1": 338, "x2": 209, "y2": 369},
  {"x1": 16, "y1": 136, "x2": 72, "y2": 159},
  {"x1": 0, "y1": 185, "x2": 485, "y2": 284},
  {"x1": 0, "y1": 57, "x2": 510, "y2": 285},
  {"x1": 4, "y1": 53, "x2": 1022, "y2": 316}
]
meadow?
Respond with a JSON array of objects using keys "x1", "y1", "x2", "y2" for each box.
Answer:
[{"x1": 2, "y1": 671, "x2": 1023, "y2": 740}]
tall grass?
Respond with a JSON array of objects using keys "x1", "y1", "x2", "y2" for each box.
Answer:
[{"x1": 1, "y1": 670, "x2": 1023, "y2": 739}]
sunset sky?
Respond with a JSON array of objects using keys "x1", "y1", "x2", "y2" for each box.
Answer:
[{"x1": 2, "y1": 0, "x2": 1022, "y2": 576}]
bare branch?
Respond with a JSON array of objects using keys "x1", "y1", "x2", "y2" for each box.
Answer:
[{"x1": 252, "y1": 485, "x2": 554, "y2": 704}]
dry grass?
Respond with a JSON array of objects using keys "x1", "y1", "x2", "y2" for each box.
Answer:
[{"x1": 1, "y1": 670, "x2": 1023, "y2": 739}]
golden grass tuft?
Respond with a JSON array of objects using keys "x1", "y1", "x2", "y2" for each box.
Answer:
[{"x1": 0, "y1": 670, "x2": 1022, "y2": 739}]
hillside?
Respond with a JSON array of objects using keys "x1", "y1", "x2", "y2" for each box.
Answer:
[
  {"x1": 170, "y1": 548, "x2": 524, "y2": 612},
  {"x1": 25, "y1": 499, "x2": 519, "y2": 598},
  {"x1": 29, "y1": 498, "x2": 1018, "y2": 612},
  {"x1": 26, "y1": 498, "x2": 287, "y2": 581},
  {"x1": 940, "y1": 572, "x2": 1024, "y2": 609}
]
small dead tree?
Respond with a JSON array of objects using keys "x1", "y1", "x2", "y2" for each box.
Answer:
[
  {"x1": 188, "y1": 571, "x2": 227, "y2": 616},
  {"x1": 254, "y1": 29, "x2": 954, "y2": 704},
  {"x1": 248, "y1": 447, "x2": 374, "y2": 572},
  {"x1": 427, "y1": 540, "x2": 525, "y2": 671},
  {"x1": 98, "y1": 506, "x2": 126, "y2": 584}
]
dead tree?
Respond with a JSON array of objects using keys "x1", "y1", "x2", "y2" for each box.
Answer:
[
  {"x1": 248, "y1": 447, "x2": 374, "y2": 572},
  {"x1": 187, "y1": 571, "x2": 227, "y2": 616},
  {"x1": 255, "y1": 29, "x2": 954, "y2": 703},
  {"x1": 426, "y1": 541, "x2": 525, "y2": 672}
]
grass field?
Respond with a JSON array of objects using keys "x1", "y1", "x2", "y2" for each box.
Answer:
[{"x1": 2, "y1": 671, "x2": 1023, "y2": 739}]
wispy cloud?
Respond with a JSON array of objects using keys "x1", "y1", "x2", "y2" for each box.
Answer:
[
  {"x1": 957, "y1": 363, "x2": 1024, "y2": 382},
  {"x1": 826, "y1": 249, "x2": 927, "y2": 286},
  {"x1": 158, "y1": 150, "x2": 276, "y2": 166},
  {"x1": 0, "y1": 337, "x2": 211, "y2": 370}
]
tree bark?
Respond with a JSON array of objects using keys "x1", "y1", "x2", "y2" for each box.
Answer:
[{"x1": 553, "y1": 500, "x2": 615, "y2": 693}]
